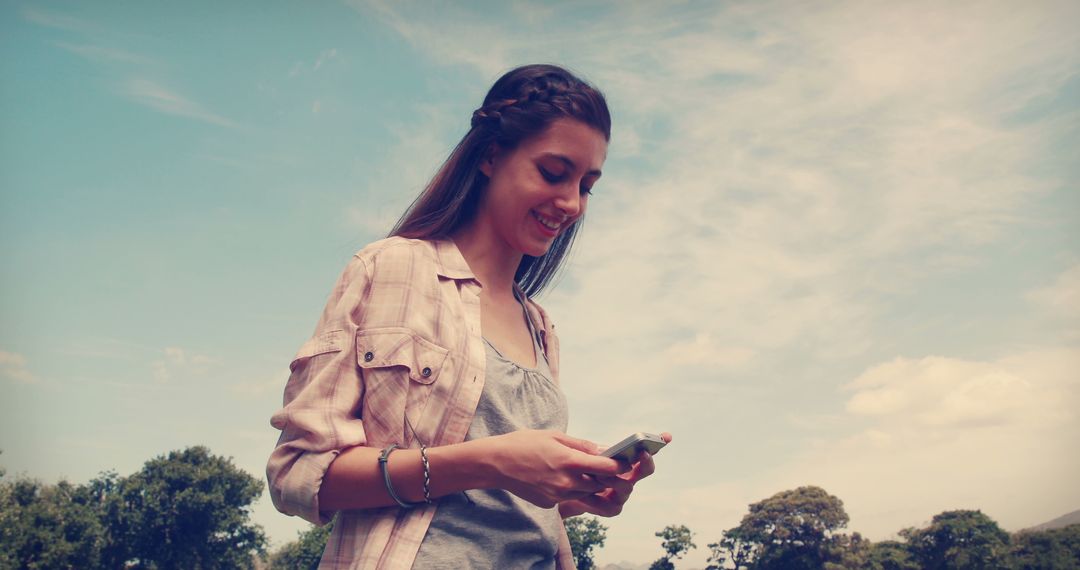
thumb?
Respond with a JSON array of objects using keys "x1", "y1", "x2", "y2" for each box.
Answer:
[{"x1": 552, "y1": 432, "x2": 599, "y2": 455}]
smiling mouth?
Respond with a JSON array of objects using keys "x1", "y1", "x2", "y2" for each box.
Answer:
[{"x1": 532, "y1": 211, "x2": 564, "y2": 232}]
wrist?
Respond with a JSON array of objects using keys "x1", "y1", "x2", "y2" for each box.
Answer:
[
  {"x1": 468, "y1": 436, "x2": 504, "y2": 490},
  {"x1": 427, "y1": 437, "x2": 500, "y2": 492}
]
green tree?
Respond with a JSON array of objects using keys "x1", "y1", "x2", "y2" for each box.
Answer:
[
  {"x1": 713, "y1": 485, "x2": 851, "y2": 570},
  {"x1": 269, "y1": 521, "x2": 334, "y2": 570},
  {"x1": 0, "y1": 475, "x2": 107, "y2": 569},
  {"x1": 1009, "y1": 524, "x2": 1080, "y2": 569},
  {"x1": 901, "y1": 509, "x2": 1010, "y2": 570},
  {"x1": 565, "y1": 516, "x2": 607, "y2": 570},
  {"x1": 706, "y1": 526, "x2": 755, "y2": 570},
  {"x1": 859, "y1": 540, "x2": 920, "y2": 570},
  {"x1": 822, "y1": 532, "x2": 874, "y2": 569},
  {"x1": 650, "y1": 524, "x2": 696, "y2": 570},
  {"x1": 109, "y1": 446, "x2": 268, "y2": 569}
]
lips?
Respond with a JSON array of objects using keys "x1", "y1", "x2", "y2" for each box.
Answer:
[{"x1": 531, "y1": 210, "x2": 564, "y2": 236}]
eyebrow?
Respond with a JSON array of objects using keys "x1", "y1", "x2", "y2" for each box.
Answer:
[{"x1": 543, "y1": 153, "x2": 603, "y2": 178}]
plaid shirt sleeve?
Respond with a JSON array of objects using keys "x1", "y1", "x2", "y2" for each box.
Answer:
[{"x1": 266, "y1": 255, "x2": 372, "y2": 526}]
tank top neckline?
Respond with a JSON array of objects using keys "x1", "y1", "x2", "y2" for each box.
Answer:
[{"x1": 481, "y1": 290, "x2": 547, "y2": 373}]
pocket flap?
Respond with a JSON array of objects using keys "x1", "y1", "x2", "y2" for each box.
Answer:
[
  {"x1": 355, "y1": 328, "x2": 448, "y2": 384},
  {"x1": 290, "y1": 329, "x2": 346, "y2": 371}
]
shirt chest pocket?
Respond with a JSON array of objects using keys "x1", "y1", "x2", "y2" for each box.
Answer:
[{"x1": 355, "y1": 328, "x2": 449, "y2": 384}]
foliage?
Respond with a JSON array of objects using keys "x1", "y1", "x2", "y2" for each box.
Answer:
[
  {"x1": 0, "y1": 446, "x2": 267, "y2": 570},
  {"x1": 650, "y1": 524, "x2": 696, "y2": 569},
  {"x1": 712, "y1": 485, "x2": 851, "y2": 570},
  {"x1": 113, "y1": 446, "x2": 268, "y2": 569},
  {"x1": 822, "y1": 532, "x2": 873, "y2": 569},
  {"x1": 0, "y1": 475, "x2": 107, "y2": 569},
  {"x1": 269, "y1": 521, "x2": 333, "y2": 570},
  {"x1": 565, "y1": 516, "x2": 607, "y2": 570},
  {"x1": 900, "y1": 509, "x2": 1011, "y2": 570},
  {"x1": 706, "y1": 526, "x2": 755, "y2": 570},
  {"x1": 1008, "y1": 524, "x2": 1080, "y2": 570},
  {"x1": 859, "y1": 540, "x2": 920, "y2": 570}
]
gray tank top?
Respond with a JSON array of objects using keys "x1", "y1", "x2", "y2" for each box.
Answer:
[{"x1": 413, "y1": 297, "x2": 569, "y2": 569}]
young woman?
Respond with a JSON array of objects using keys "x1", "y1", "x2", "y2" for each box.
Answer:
[{"x1": 267, "y1": 64, "x2": 671, "y2": 569}]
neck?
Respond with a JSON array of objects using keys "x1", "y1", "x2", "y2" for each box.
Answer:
[{"x1": 452, "y1": 223, "x2": 523, "y2": 299}]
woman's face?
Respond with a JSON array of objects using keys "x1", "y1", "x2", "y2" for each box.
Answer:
[{"x1": 477, "y1": 118, "x2": 608, "y2": 258}]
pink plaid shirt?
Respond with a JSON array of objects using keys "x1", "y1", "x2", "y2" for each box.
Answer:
[{"x1": 267, "y1": 237, "x2": 576, "y2": 569}]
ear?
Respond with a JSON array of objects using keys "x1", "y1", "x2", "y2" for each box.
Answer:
[{"x1": 478, "y1": 144, "x2": 498, "y2": 177}]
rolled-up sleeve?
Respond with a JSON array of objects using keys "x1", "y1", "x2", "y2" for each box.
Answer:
[{"x1": 266, "y1": 256, "x2": 371, "y2": 525}]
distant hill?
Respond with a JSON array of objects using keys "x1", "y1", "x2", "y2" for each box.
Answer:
[
  {"x1": 599, "y1": 562, "x2": 649, "y2": 570},
  {"x1": 1026, "y1": 509, "x2": 1080, "y2": 532}
]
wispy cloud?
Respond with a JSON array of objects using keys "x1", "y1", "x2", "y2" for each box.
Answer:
[
  {"x1": 313, "y1": 48, "x2": 338, "y2": 71},
  {"x1": 1027, "y1": 263, "x2": 1080, "y2": 319},
  {"x1": 352, "y1": 0, "x2": 516, "y2": 77},
  {"x1": 54, "y1": 41, "x2": 153, "y2": 65},
  {"x1": 122, "y1": 79, "x2": 238, "y2": 128},
  {"x1": 0, "y1": 350, "x2": 36, "y2": 384},
  {"x1": 151, "y1": 346, "x2": 215, "y2": 384},
  {"x1": 288, "y1": 47, "x2": 342, "y2": 78},
  {"x1": 21, "y1": 6, "x2": 99, "y2": 33}
]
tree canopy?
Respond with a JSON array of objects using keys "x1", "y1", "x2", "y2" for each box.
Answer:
[
  {"x1": 900, "y1": 509, "x2": 1011, "y2": 570},
  {"x1": 650, "y1": 524, "x2": 696, "y2": 570},
  {"x1": 1, "y1": 446, "x2": 266, "y2": 570},
  {"x1": 565, "y1": 516, "x2": 608, "y2": 570},
  {"x1": 709, "y1": 485, "x2": 850, "y2": 570},
  {"x1": 269, "y1": 521, "x2": 333, "y2": 570}
]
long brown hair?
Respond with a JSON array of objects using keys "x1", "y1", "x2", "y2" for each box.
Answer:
[{"x1": 390, "y1": 64, "x2": 611, "y2": 297}]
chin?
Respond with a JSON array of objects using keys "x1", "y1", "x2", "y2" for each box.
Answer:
[{"x1": 521, "y1": 240, "x2": 555, "y2": 258}]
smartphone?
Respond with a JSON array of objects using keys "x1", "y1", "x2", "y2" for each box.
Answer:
[{"x1": 601, "y1": 432, "x2": 667, "y2": 462}]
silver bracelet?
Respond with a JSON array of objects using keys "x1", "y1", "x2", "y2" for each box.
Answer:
[
  {"x1": 378, "y1": 444, "x2": 423, "y2": 509},
  {"x1": 419, "y1": 443, "x2": 432, "y2": 504}
]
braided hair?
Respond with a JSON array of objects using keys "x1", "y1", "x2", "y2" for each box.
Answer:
[{"x1": 390, "y1": 64, "x2": 611, "y2": 297}]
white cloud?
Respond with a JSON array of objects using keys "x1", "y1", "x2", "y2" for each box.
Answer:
[
  {"x1": 54, "y1": 42, "x2": 152, "y2": 65},
  {"x1": 663, "y1": 333, "x2": 755, "y2": 370},
  {"x1": 350, "y1": 0, "x2": 516, "y2": 77},
  {"x1": 845, "y1": 354, "x2": 1068, "y2": 429},
  {"x1": 21, "y1": 6, "x2": 99, "y2": 33},
  {"x1": 786, "y1": 347, "x2": 1080, "y2": 538},
  {"x1": 151, "y1": 347, "x2": 215, "y2": 384},
  {"x1": 122, "y1": 79, "x2": 238, "y2": 128},
  {"x1": 313, "y1": 48, "x2": 338, "y2": 71},
  {"x1": 230, "y1": 372, "x2": 290, "y2": 398},
  {"x1": 289, "y1": 48, "x2": 342, "y2": 78},
  {"x1": 0, "y1": 350, "x2": 36, "y2": 383},
  {"x1": 1028, "y1": 263, "x2": 1080, "y2": 319}
]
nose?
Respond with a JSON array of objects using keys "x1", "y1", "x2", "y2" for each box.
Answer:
[{"x1": 553, "y1": 186, "x2": 583, "y2": 218}]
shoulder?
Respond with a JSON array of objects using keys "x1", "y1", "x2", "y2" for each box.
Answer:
[{"x1": 353, "y1": 236, "x2": 437, "y2": 267}]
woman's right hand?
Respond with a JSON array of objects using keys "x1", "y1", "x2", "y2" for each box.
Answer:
[{"x1": 482, "y1": 430, "x2": 628, "y2": 509}]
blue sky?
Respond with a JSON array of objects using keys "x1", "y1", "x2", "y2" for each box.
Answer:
[{"x1": 2, "y1": 1, "x2": 1078, "y2": 566}]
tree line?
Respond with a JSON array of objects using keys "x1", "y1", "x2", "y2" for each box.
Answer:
[
  {"x1": 0, "y1": 447, "x2": 266, "y2": 569},
  {"x1": 618, "y1": 486, "x2": 1078, "y2": 570},
  {"x1": 4, "y1": 447, "x2": 1077, "y2": 569}
]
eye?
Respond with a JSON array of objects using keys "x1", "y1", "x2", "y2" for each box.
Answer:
[
  {"x1": 538, "y1": 165, "x2": 565, "y2": 184},
  {"x1": 580, "y1": 184, "x2": 594, "y2": 196}
]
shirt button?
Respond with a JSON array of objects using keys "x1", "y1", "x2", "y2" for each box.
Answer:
[
  {"x1": 421, "y1": 367, "x2": 432, "y2": 378},
  {"x1": 364, "y1": 351, "x2": 374, "y2": 362}
]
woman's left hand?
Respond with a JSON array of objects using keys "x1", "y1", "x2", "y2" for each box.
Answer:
[{"x1": 558, "y1": 432, "x2": 672, "y2": 518}]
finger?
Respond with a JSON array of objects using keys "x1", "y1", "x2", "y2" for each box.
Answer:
[
  {"x1": 629, "y1": 451, "x2": 656, "y2": 480},
  {"x1": 569, "y1": 472, "x2": 608, "y2": 494},
  {"x1": 552, "y1": 432, "x2": 599, "y2": 455},
  {"x1": 576, "y1": 491, "x2": 624, "y2": 517},
  {"x1": 661, "y1": 432, "x2": 673, "y2": 443},
  {"x1": 599, "y1": 476, "x2": 635, "y2": 499},
  {"x1": 569, "y1": 453, "x2": 625, "y2": 477}
]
